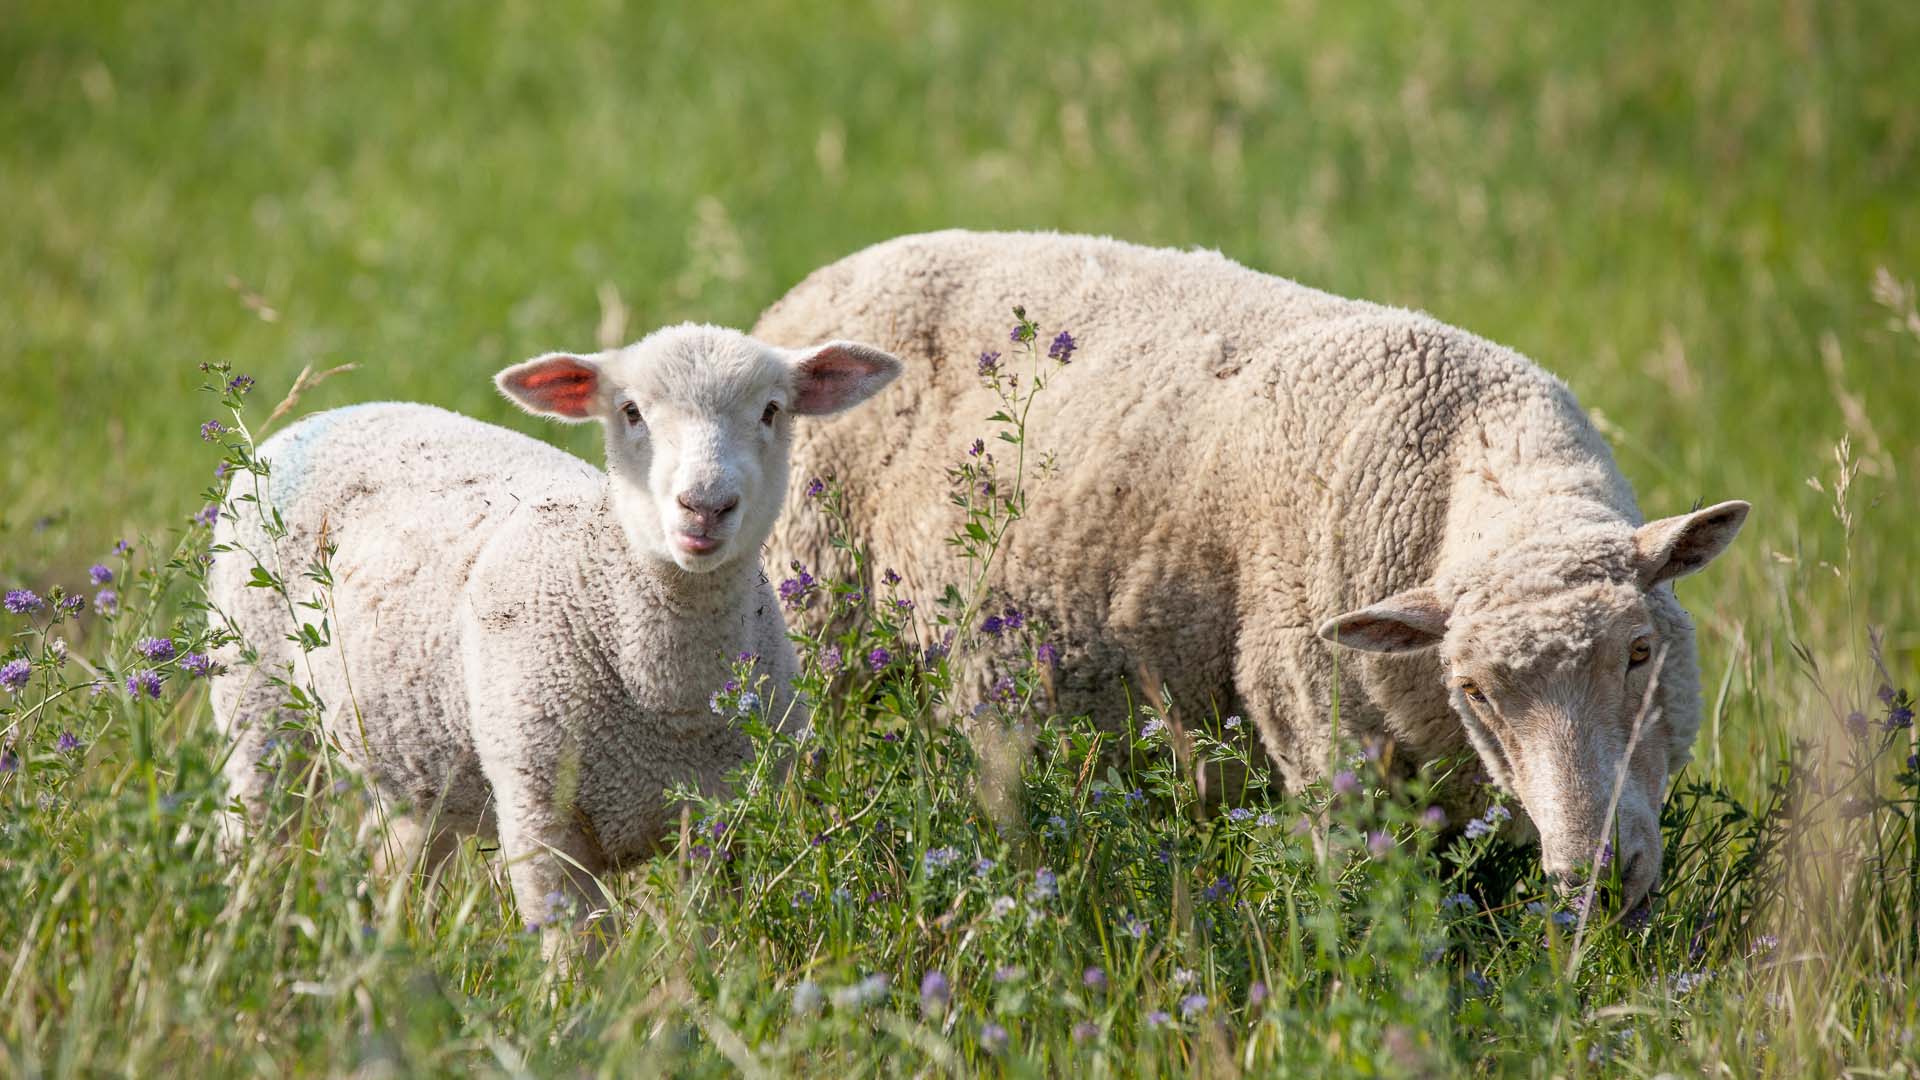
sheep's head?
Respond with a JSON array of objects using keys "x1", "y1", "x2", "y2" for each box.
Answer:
[
  {"x1": 497, "y1": 324, "x2": 900, "y2": 572},
  {"x1": 1317, "y1": 500, "x2": 1749, "y2": 917}
]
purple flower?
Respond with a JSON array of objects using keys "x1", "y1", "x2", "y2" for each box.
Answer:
[
  {"x1": 977, "y1": 351, "x2": 1001, "y2": 376},
  {"x1": 194, "y1": 504, "x2": 220, "y2": 528},
  {"x1": 1200, "y1": 875, "x2": 1234, "y2": 902},
  {"x1": 778, "y1": 565, "x2": 815, "y2": 608},
  {"x1": 924, "y1": 846, "x2": 962, "y2": 871},
  {"x1": 1048, "y1": 331, "x2": 1077, "y2": 363},
  {"x1": 1083, "y1": 966, "x2": 1107, "y2": 991},
  {"x1": 125, "y1": 670, "x2": 163, "y2": 699},
  {"x1": 882, "y1": 568, "x2": 901, "y2": 587},
  {"x1": 57, "y1": 594, "x2": 83, "y2": 614},
  {"x1": 1146, "y1": 1009, "x2": 1172, "y2": 1028},
  {"x1": 1442, "y1": 893, "x2": 1476, "y2": 912},
  {"x1": 867, "y1": 647, "x2": 891, "y2": 672},
  {"x1": 1009, "y1": 322, "x2": 1030, "y2": 344},
  {"x1": 1891, "y1": 703, "x2": 1914, "y2": 729},
  {"x1": 137, "y1": 637, "x2": 176, "y2": 662},
  {"x1": 5, "y1": 589, "x2": 44, "y2": 615},
  {"x1": 200, "y1": 420, "x2": 226, "y2": 442},
  {"x1": 968, "y1": 438, "x2": 985, "y2": 458},
  {"x1": 1249, "y1": 981, "x2": 1269, "y2": 1006},
  {"x1": 1227, "y1": 807, "x2": 1254, "y2": 822},
  {"x1": 1368, "y1": 830, "x2": 1394, "y2": 857},
  {"x1": 94, "y1": 589, "x2": 118, "y2": 614},
  {"x1": 981, "y1": 614, "x2": 1005, "y2": 637},
  {"x1": 1002, "y1": 607, "x2": 1024, "y2": 630},
  {"x1": 821, "y1": 645, "x2": 843, "y2": 673},
  {"x1": 804, "y1": 476, "x2": 825, "y2": 498},
  {"x1": 1223, "y1": 714, "x2": 1242, "y2": 730},
  {"x1": 112, "y1": 539, "x2": 130, "y2": 555},
  {"x1": 1036, "y1": 641, "x2": 1060, "y2": 666},
  {"x1": 1140, "y1": 717, "x2": 1166, "y2": 739},
  {"x1": 226, "y1": 374, "x2": 255, "y2": 395},
  {"x1": 0, "y1": 658, "x2": 31, "y2": 692},
  {"x1": 1332, "y1": 770, "x2": 1360, "y2": 797},
  {"x1": 1846, "y1": 710, "x2": 1870, "y2": 738},
  {"x1": 0, "y1": 750, "x2": 16, "y2": 773},
  {"x1": 1072, "y1": 1020, "x2": 1100, "y2": 1043},
  {"x1": 980, "y1": 1022, "x2": 1009, "y2": 1053},
  {"x1": 1032, "y1": 867, "x2": 1059, "y2": 900},
  {"x1": 56, "y1": 731, "x2": 80, "y2": 753},
  {"x1": 89, "y1": 564, "x2": 114, "y2": 586},
  {"x1": 919, "y1": 970, "x2": 951, "y2": 1013},
  {"x1": 1179, "y1": 993, "x2": 1208, "y2": 1018}
]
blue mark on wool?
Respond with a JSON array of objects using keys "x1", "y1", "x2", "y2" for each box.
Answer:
[{"x1": 260, "y1": 403, "x2": 381, "y2": 508}]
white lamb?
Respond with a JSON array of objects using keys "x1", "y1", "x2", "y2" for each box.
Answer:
[
  {"x1": 208, "y1": 324, "x2": 901, "y2": 948},
  {"x1": 756, "y1": 230, "x2": 1748, "y2": 914}
]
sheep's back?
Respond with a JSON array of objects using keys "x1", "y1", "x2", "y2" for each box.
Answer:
[{"x1": 213, "y1": 402, "x2": 601, "y2": 816}]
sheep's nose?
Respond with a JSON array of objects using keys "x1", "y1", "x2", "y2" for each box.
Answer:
[{"x1": 676, "y1": 491, "x2": 739, "y2": 523}]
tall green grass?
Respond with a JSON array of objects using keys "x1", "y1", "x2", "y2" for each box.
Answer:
[{"x1": 3, "y1": 0, "x2": 1918, "y2": 1074}]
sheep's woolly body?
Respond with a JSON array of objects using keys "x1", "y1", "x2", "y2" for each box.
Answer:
[
  {"x1": 756, "y1": 231, "x2": 1703, "y2": 811},
  {"x1": 210, "y1": 402, "x2": 795, "y2": 897}
]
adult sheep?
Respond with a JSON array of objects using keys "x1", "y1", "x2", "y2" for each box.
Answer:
[
  {"x1": 756, "y1": 230, "x2": 1747, "y2": 913},
  {"x1": 208, "y1": 324, "x2": 901, "y2": 951}
]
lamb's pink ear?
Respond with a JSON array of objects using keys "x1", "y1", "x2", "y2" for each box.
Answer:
[
  {"x1": 787, "y1": 341, "x2": 903, "y2": 415},
  {"x1": 495, "y1": 353, "x2": 605, "y2": 421},
  {"x1": 1634, "y1": 500, "x2": 1750, "y2": 587},
  {"x1": 1318, "y1": 586, "x2": 1450, "y2": 653}
]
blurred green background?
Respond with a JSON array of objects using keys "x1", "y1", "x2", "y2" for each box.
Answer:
[{"x1": 3, "y1": 0, "x2": 1916, "y2": 632}]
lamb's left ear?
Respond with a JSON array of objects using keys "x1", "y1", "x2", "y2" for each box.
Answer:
[
  {"x1": 786, "y1": 341, "x2": 903, "y2": 415},
  {"x1": 1634, "y1": 500, "x2": 1750, "y2": 587},
  {"x1": 1319, "y1": 586, "x2": 1451, "y2": 653},
  {"x1": 496, "y1": 352, "x2": 606, "y2": 421}
]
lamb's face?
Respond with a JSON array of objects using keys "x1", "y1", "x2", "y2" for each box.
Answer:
[
  {"x1": 1319, "y1": 500, "x2": 1749, "y2": 919},
  {"x1": 496, "y1": 324, "x2": 900, "y2": 572}
]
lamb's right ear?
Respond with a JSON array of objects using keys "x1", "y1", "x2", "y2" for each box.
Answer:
[
  {"x1": 496, "y1": 352, "x2": 605, "y2": 421},
  {"x1": 786, "y1": 341, "x2": 903, "y2": 415},
  {"x1": 1318, "y1": 586, "x2": 1451, "y2": 653}
]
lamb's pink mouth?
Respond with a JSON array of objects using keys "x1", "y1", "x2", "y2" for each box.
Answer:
[{"x1": 675, "y1": 533, "x2": 721, "y2": 555}]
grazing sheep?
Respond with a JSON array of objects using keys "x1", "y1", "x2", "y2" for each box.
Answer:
[
  {"x1": 208, "y1": 324, "x2": 901, "y2": 949},
  {"x1": 756, "y1": 230, "x2": 1747, "y2": 913}
]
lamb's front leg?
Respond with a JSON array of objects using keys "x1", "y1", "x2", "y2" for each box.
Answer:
[{"x1": 487, "y1": 766, "x2": 612, "y2": 963}]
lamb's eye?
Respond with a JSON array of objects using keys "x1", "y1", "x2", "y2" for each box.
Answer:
[
  {"x1": 761, "y1": 401, "x2": 780, "y2": 426},
  {"x1": 1629, "y1": 638, "x2": 1652, "y2": 667},
  {"x1": 1457, "y1": 679, "x2": 1487, "y2": 704},
  {"x1": 621, "y1": 402, "x2": 643, "y2": 426}
]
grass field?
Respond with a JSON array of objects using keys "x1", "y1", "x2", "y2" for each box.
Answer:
[{"x1": 3, "y1": 0, "x2": 1918, "y2": 1074}]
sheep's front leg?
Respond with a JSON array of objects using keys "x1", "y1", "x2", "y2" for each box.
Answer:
[{"x1": 493, "y1": 794, "x2": 611, "y2": 963}]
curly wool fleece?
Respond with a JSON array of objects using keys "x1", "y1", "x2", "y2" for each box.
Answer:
[{"x1": 756, "y1": 230, "x2": 1746, "y2": 892}]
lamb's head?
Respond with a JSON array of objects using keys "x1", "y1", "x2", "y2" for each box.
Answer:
[
  {"x1": 1318, "y1": 500, "x2": 1749, "y2": 916},
  {"x1": 497, "y1": 324, "x2": 900, "y2": 571}
]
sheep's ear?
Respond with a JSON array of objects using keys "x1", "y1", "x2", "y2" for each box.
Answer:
[
  {"x1": 496, "y1": 353, "x2": 605, "y2": 421},
  {"x1": 1634, "y1": 500, "x2": 1749, "y2": 587},
  {"x1": 1319, "y1": 586, "x2": 1451, "y2": 653},
  {"x1": 786, "y1": 341, "x2": 902, "y2": 416}
]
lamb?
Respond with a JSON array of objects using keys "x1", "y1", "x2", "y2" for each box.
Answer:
[
  {"x1": 208, "y1": 324, "x2": 901, "y2": 949},
  {"x1": 755, "y1": 230, "x2": 1747, "y2": 914}
]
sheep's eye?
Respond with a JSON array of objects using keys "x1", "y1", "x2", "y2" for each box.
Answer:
[
  {"x1": 761, "y1": 401, "x2": 780, "y2": 426},
  {"x1": 621, "y1": 402, "x2": 643, "y2": 426},
  {"x1": 1628, "y1": 638, "x2": 1652, "y2": 667},
  {"x1": 1457, "y1": 679, "x2": 1487, "y2": 704}
]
